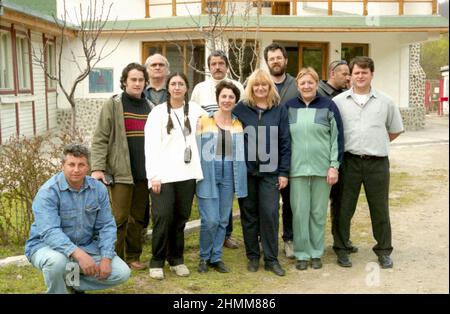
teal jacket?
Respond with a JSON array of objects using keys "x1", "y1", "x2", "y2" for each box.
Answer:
[{"x1": 285, "y1": 94, "x2": 344, "y2": 177}]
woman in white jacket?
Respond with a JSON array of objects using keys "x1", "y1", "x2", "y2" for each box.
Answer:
[{"x1": 145, "y1": 72, "x2": 206, "y2": 280}]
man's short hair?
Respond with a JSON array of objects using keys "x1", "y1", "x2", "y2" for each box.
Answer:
[
  {"x1": 207, "y1": 50, "x2": 229, "y2": 69},
  {"x1": 349, "y1": 56, "x2": 375, "y2": 74},
  {"x1": 263, "y1": 43, "x2": 288, "y2": 63},
  {"x1": 61, "y1": 144, "x2": 90, "y2": 164}
]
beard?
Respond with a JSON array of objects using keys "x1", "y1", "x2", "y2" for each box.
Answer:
[{"x1": 269, "y1": 63, "x2": 286, "y2": 76}]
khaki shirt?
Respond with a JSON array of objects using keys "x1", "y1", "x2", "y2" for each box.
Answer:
[{"x1": 332, "y1": 88, "x2": 404, "y2": 157}]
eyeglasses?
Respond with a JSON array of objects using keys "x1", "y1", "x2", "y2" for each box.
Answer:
[
  {"x1": 169, "y1": 82, "x2": 186, "y2": 88},
  {"x1": 330, "y1": 60, "x2": 348, "y2": 72}
]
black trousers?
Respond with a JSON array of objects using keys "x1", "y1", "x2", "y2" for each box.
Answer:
[
  {"x1": 280, "y1": 183, "x2": 293, "y2": 242},
  {"x1": 333, "y1": 154, "x2": 393, "y2": 256},
  {"x1": 150, "y1": 179, "x2": 196, "y2": 268},
  {"x1": 239, "y1": 174, "x2": 280, "y2": 265}
]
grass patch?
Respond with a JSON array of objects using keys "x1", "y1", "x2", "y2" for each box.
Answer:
[{"x1": 1, "y1": 169, "x2": 445, "y2": 293}]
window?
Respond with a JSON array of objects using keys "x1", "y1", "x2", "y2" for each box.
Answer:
[
  {"x1": 0, "y1": 30, "x2": 13, "y2": 90},
  {"x1": 341, "y1": 43, "x2": 369, "y2": 64},
  {"x1": 298, "y1": 42, "x2": 329, "y2": 80},
  {"x1": 142, "y1": 41, "x2": 205, "y2": 90},
  {"x1": 16, "y1": 35, "x2": 31, "y2": 90},
  {"x1": 46, "y1": 41, "x2": 57, "y2": 90}
]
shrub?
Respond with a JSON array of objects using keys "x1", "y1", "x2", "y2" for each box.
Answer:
[{"x1": 0, "y1": 130, "x2": 84, "y2": 245}]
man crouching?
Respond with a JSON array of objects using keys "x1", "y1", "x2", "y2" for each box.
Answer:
[{"x1": 25, "y1": 144, "x2": 130, "y2": 294}]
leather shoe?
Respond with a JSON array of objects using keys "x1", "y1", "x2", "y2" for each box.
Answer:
[
  {"x1": 198, "y1": 260, "x2": 208, "y2": 273},
  {"x1": 337, "y1": 254, "x2": 352, "y2": 267},
  {"x1": 311, "y1": 258, "x2": 322, "y2": 269},
  {"x1": 378, "y1": 255, "x2": 393, "y2": 269},
  {"x1": 264, "y1": 263, "x2": 286, "y2": 276},
  {"x1": 208, "y1": 261, "x2": 230, "y2": 273},
  {"x1": 296, "y1": 260, "x2": 308, "y2": 270},
  {"x1": 223, "y1": 237, "x2": 239, "y2": 249},
  {"x1": 128, "y1": 261, "x2": 148, "y2": 270},
  {"x1": 247, "y1": 259, "x2": 259, "y2": 272}
]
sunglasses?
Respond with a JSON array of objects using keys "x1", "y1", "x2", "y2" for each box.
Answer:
[{"x1": 330, "y1": 60, "x2": 348, "y2": 72}]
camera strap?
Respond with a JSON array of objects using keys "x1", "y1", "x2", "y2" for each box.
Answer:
[{"x1": 173, "y1": 110, "x2": 188, "y2": 148}]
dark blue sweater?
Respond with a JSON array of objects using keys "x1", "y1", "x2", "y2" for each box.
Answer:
[{"x1": 233, "y1": 101, "x2": 291, "y2": 177}]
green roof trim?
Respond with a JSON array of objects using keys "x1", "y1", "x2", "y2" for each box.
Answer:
[
  {"x1": 3, "y1": 0, "x2": 56, "y2": 16},
  {"x1": 102, "y1": 15, "x2": 449, "y2": 31},
  {"x1": 3, "y1": 0, "x2": 57, "y2": 23}
]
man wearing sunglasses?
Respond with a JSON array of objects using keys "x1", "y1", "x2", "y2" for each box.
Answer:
[
  {"x1": 318, "y1": 60, "x2": 351, "y2": 98},
  {"x1": 318, "y1": 60, "x2": 357, "y2": 255}
]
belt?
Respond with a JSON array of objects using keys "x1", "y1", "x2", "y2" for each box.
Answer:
[{"x1": 345, "y1": 152, "x2": 386, "y2": 160}]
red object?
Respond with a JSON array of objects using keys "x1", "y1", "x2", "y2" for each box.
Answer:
[{"x1": 438, "y1": 79, "x2": 444, "y2": 116}]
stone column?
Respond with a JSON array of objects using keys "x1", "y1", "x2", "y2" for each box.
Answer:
[{"x1": 403, "y1": 43, "x2": 426, "y2": 130}]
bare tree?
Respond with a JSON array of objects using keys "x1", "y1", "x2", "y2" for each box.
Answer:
[
  {"x1": 164, "y1": 0, "x2": 261, "y2": 84},
  {"x1": 31, "y1": 0, "x2": 126, "y2": 135}
]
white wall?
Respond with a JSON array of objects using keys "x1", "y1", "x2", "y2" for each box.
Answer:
[
  {"x1": 57, "y1": 0, "x2": 145, "y2": 22},
  {"x1": 58, "y1": 27, "x2": 435, "y2": 109}
]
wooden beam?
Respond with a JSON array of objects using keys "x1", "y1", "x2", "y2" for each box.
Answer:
[
  {"x1": 399, "y1": 0, "x2": 404, "y2": 15},
  {"x1": 201, "y1": 0, "x2": 206, "y2": 14},
  {"x1": 3, "y1": 9, "x2": 76, "y2": 37},
  {"x1": 145, "y1": 0, "x2": 149, "y2": 18},
  {"x1": 172, "y1": 0, "x2": 177, "y2": 16},
  {"x1": 293, "y1": 0, "x2": 298, "y2": 16},
  {"x1": 363, "y1": 0, "x2": 368, "y2": 16},
  {"x1": 432, "y1": 0, "x2": 437, "y2": 15},
  {"x1": 328, "y1": 0, "x2": 333, "y2": 16}
]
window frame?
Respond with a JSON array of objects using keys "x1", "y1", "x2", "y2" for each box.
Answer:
[
  {"x1": 15, "y1": 30, "x2": 32, "y2": 93},
  {"x1": 44, "y1": 37, "x2": 57, "y2": 91},
  {"x1": 0, "y1": 27, "x2": 14, "y2": 94}
]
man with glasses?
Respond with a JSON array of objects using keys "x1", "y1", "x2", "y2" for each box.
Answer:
[
  {"x1": 263, "y1": 43, "x2": 299, "y2": 259},
  {"x1": 318, "y1": 60, "x2": 351, "y2": 98},
  {"x1": 191, "y1": 50, "x2": 245, "y2": 249},
  {"x1": 144, "y1": 53, "x2": 170, "y2": 106},
  {"x1": 318, "y1": 60, "x2": 357, "y2": 255}
]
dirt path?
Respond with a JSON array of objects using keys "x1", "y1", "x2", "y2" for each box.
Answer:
[{"x1": 259, "y1": 143, "x2": 449, "y2": 294}]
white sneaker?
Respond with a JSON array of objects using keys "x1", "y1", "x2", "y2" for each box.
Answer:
[
  {"x1": 284, "y1": 240, "x2": 294, "y2": 259},
  {"x1": 149, "y1": 268, "x2": 164, "y2": 280},
  {"x1": 170, "y1": 264, "x2": 190, "y2": 277}
]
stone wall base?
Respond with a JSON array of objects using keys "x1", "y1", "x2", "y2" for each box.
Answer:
[{"x1": 400, "y1": 106, "x2": 426, "y2": 131}]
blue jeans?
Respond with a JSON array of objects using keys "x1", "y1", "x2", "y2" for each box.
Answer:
[
  {"x1": 198, "y1": 160, "x2": 234, "y2": 263},
  {"x1": 30, "y1": 246, "x2": 130, "y2": 294}
]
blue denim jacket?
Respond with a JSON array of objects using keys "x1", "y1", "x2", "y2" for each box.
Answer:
[
  {"x1": 196, "y1": 113, "x2": 248, "y2": 199},
  {"x1": 25, "y1": 172, "x2": 117, "y2": 261}
]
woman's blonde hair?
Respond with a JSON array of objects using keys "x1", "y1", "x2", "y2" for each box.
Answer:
[
  {"x1": 244, "y1": 69, "x2": 280, "y2": 109},
  {"x1": 296, "y1": 67, "x2": 320, "y2": 83}
]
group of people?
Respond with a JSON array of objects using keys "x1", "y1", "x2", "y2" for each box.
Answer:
[{"x1": 24, "y1": 43, "x2": 404, "y2": 294}]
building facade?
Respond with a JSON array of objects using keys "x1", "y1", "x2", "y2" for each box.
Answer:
[{"x1": 1, "y1": 0, "x2": 448, "y2": 143}]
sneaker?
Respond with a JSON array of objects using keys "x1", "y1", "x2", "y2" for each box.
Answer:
[
  {"x1": 170, "y1": 264, "x2": 190, "y2": 277},
  {"x1": 378, "y1": 255, "x2": 393, "y2": 269},
  {"x1": 223, "y1": 237, "x2": 239, "y2": 249},
  {"x1": 337, "y1": 254, "x2": 352, "y2": 268},
  {"x1": 149, "y1": 268, "x2": 164, "y2": 280},
  {"x1": 198, "y1": 260, "x2": 209, "y2": 273},
  {"x1": 284, "y1": 240, "x2": 294, "y2": 259}
]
